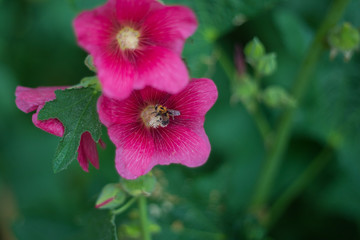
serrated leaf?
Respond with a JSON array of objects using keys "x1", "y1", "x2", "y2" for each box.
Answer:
[{"x1": 38, "y1": 88, "x2": 102, "y2": 173}]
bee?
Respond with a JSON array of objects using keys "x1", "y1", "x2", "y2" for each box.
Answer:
[{"x1": 151, "y1": 104, "x2": 180, "y2": 128}]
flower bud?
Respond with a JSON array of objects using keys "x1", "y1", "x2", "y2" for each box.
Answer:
[
  {"x1": 95, "y1": 183, "x2": 126, "y2": 209},
  {"x1": 232, "y1": 75, "x2": 258, "y2": 111},
  {"x1": 244, "y1": 37, "x2": 265, "y2": 63},
  {"x1": 256, "y1": 53, "x2": 277, "y2": 76},
  {"x1": 121, "y1": 173, "x2": 156, "y2": 197},
  {"x1": 262, "y1": 86, "x2": 296, "y2": 108},
  {"x1": 328, "y1": 22, "x2": 360, "y2": 61},
  {"x1": 84, "y1": 55, "x2": 97, "y2": 72}
]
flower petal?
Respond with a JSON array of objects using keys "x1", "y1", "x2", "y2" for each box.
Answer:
[
  {"x1": 136, "y1": 46, "x2": 189, "y2": 94},
  {"x1": 15, "y1": 86, "x2": 66, "y2": 113},
  {"x1": 96, "y1": 51, "x2": 136, "y2": 100},
  {"x1": 152, "y1": 125, "x2": 211, "y2": 167},
  {"x1": 73, "y1": 1, "x2": 116, "y2": 53},
  {"x1": 77, "y1": 132, "x2": 100, "y2": 172},
  {"x1": 115, "y1": 0, "x2": 163, "y2": 23},
  {"x1": 32, "y1": 107, "x2": 64, "y2": 137},
  {"x1": 142, "y1": 6, "x2": 197, "y2": 55},
  {"x1": 165, "y1": 78, "x2": 218, "y2": 121},
  {"x1": 97, "y1": 93, "x2": 144, "y2": 126},
  {"x1": 109, "y1": 124, "x2": 155, "y2": 179}
]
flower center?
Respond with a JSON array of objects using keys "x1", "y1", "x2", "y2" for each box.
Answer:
[
  {"x1": 116, "y1": 27, "x2": 140, "y2": 50},
  {"x1": 140, "y1": 104, "x2": 180, "y2": 129}
]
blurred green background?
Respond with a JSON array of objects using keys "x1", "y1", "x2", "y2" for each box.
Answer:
[{"x1": 1, "y1": 0, "x2": 360, "y2": 239}]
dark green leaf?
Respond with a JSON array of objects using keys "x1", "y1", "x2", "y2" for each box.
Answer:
[
  {"x1": 70, "y1": 210, "x2": 118, "y2": 240},
  {"x1": 38, "y1": 88, "x2": 102, "y2": 173}
]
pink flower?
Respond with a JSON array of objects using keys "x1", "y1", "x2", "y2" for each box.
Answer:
[
  {"x1": 15, "y1": 86, "x2": 104, "y2": 172},
  {"x1": 97, "y1": 78, "x2": 218, "y2": 179},
  {"x1": 73, "y1": 0, "x2": 197, "y2": 100}
]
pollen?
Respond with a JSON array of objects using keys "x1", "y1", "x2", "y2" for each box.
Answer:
[{"x1": 116, "y1": 27, "x2": 140, "y2": 50}]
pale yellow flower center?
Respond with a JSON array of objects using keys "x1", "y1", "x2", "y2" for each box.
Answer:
[{"x1": 116, "y1": 27, "x2": 140, "y2": 50}]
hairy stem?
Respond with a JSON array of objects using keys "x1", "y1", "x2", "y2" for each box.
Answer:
[
  {"x1": 139, "y1": 195, "x2": 151, "y2": 240},
  {"x1": 249, "y1": 0, "x2": 350, "y2": 213}
]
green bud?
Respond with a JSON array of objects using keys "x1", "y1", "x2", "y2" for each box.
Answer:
[
  {"x1": 256, "y1": 53, "x2": 277, "y2": 76},
  {"x1": 95, "y1": 183, "x2": 126, "y2": 209},
  {"x1": 84, "y1": 55, "x2": 97, "y2": 72},
  {"x1": 328, "y1": 22, "x2": 360, "y2": 51},
  {"x1": 232, "y1": 75, "x2": 258, "y2": 111},
  {"x1": 244, "y1": 37, "x2": 265, "y2": 63},
  {"x1": 121, "y1": 172, "x2": 156, "y2": 197},
  {"x1": 262, "y1": 86, "x2": 296, "y2": 108},
  {"x1": 235, "y1": 76, "x2": 258, "y2": 101},
  {"x1": 328, "y1": 22, "x2": 360, "y2": 61}
]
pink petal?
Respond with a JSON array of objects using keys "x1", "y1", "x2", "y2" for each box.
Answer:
[
  {"x1": 109, "y1": 124, "x2": 155, "y2": 179},
  {"x1": 73, "y1": 1, "x2": 117, "y2": 53},
  {"x1": 136, "y1": 46, "x2": 189, "y2": 94},
  {"x1": 31, "y1": 107, "x2": 65, "y2": 137},
  {"x1": 77, "y1": 132, "x2": 100, "y2": 172},
  {"x1": 115, "y1": 0, "x2": 163, "y2": 23},
  {"x1": 165, "y1": 78, "x2": 218, "y2": 121},
  {"x1": 15, "y1": 86, "x2": 67, "y2": 113},
  {"x1": 96, "y1": 51, "x2": 136, "y2": 100},
  {"x1": 153, "y1": 125, "x2": 211, "y2": 167},
  {"x1": 97, "y1": 93, "x2": 144, "y2": 126},
  {"x1": 142, "y1": 5, "x2": 197, "y2": 55},
  {"x1": 139, "y1": 86, "x2": 170, "y2": 105}
]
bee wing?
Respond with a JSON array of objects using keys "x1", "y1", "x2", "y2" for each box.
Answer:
[{"x1": 168, "y1": 109, "x2": 181, "y2": 116}]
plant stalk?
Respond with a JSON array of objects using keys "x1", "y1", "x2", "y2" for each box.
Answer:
[
  {"x1": 139, "y1": 195, "x2": 151, "y2": 240},
  {"x1": 249, "y1": 0, "x2": 351, "y2": 213}
]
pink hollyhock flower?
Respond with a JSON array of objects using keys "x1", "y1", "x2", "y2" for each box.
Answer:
[
  {"x1": 15, "y1": 86, "x2": 104, "y2": 172},
  {"x1": 97, "y1": 78, "x2": 217, "y2": 179},
  {"x1": 73, "y1": 0, "x2": 197, "y2": 100}
]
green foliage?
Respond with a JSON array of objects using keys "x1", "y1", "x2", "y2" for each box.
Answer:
[
  {"x1": 70, "y1": 210, "x2": 118, "y2": 240},
  {"x1": 3, "y1": 0, "x2": 360, "y2": 240},
  {"x1": 328, "y1": 22, "x2": 360, "y2": 51},
  {"x1": 244, "y1": 37, "x2": 266, "y2": 63},
  {"x1": 121, "y1": 173, "x2": 157, "y2": 197},
  {"x1": 261, "y1": 86, "x2": 296, "y2": 108},
  {"x1": 38, "y1": 88, "x2": 102, "y2": 173},
  {"x1": 255, "y1": 53, "x2": 277, "y2": 76}
]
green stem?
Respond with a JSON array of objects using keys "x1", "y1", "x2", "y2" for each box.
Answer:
[
  {"x1": 267, "y1": 147, "x2": 333, "y2": 228},
  {"x1": 249, "y1": 0, "x2": 350, "y2": 212},
  {"x1": 217, "y1": 48, "x2": 271, "y2": 143},
  {"x1": 138, "y1": 195, "x2": 151, "y2": 240},
  {"x1": 112, "y1": 197, "x2": 137, "y2": 215}
]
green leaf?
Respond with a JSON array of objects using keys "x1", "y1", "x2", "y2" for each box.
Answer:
[
  {"x1": 70, "y1": 210, "x2": 118, "y2": 240},
  {"x1": 38, "y1": 88, "x2": 102, "y2": 173}
]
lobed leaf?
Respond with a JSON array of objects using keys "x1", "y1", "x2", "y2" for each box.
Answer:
[{"x1": 38, "y1": 87, "x2": 102, "y2": 173}]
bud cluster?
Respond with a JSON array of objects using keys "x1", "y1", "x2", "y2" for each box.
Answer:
[{"x1": 232, "y1": 37, "x2": 295, "y2": 110}]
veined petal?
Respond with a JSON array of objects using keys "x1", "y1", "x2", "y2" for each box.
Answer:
[
  {"x1": 153, "y1": 125, "x2": 211, "y2": 167},
  {"x1": 115, "y1": 0, "x2": 163, "y2": 23},
  {"x1": 142, "y1": 6, "x2": 197, "y2": 55},
  {"x1": 32, "y1": 107, "x2": 64, "y2": 137},
  {"x1": 15, "y1": 86, "x2": 66, "y2": 113},
  {"x1": 165, "y1": 78, "x2": 218, "y2": 121},
  {"x1": 136, "y1": 46, "x2": 189, "y2": 94},
  {"x1": 73, "y1": 1, "x2": 116, "y2": 53},
  {"x1": 96, "y1": 51, "x2": 136, "y2": 100},
  {"x1": 97, "y1": 93, "x2": 144, "y2": 126},
  {"x1": 109, "y1": 124, "x2": 155, "y2": 179},
  {"x1": 77, "y1": 132, "x2": 100, "y2": 172}
]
